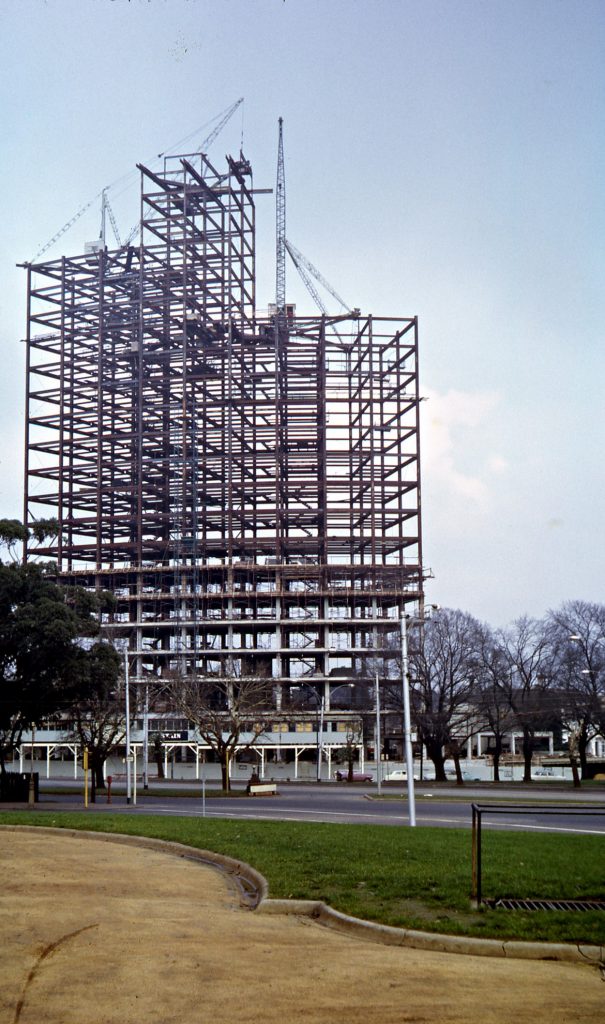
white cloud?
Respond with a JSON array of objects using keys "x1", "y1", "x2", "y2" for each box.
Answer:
[
  {"x1": 422, "y1": 388, "x2": 502, "y2": 513},
  {"x1": 487, "y1": 454, "x2": 509, "y2": 475}
]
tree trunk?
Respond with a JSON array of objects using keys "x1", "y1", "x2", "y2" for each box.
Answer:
[
  {"x1": 425, "y1": 740, "x2": 447, "y2": 781},
  {"x1": 492, "y1": 736, "x2": 503, "y2": 782},
  {"x1": 522, "y1": 728, "x2": 533, "y2": 783},
  {"x1": 153, "y1": 738, "x2": 165, "y2": 779},
  {"x1": 578, "y1": 725, "x2": 589, "y2": 780},
  {"x1": 569, "y1": 728, "x2": 582, "y2": 789},
  {"x1": 220, "y1": 752, "x2": 231, "y2": 792},
  {"x1": 89, "y1": 756, "x2": 106, "y2": 802},
  {"x1": 452, "y1": 749, "x2": 464, "y2": 785}
]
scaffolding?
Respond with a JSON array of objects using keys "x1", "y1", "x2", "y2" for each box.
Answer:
[{"x1": 23, "y1": 146, "x2": 423, "y2": 709}]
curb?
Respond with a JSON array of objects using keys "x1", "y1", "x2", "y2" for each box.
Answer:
[
  {"x1": 3, "y1": 825, "x2": 603, "y2": 966},
  {"x1": 258, "y1": 900, "x2": 604, "y2": 965}
]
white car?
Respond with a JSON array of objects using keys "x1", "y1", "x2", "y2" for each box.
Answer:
[{"x1": 382, "y1": 768, "x2": 419, "y2": 782}]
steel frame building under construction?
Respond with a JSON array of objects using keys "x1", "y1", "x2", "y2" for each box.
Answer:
[{"x1": 22, "y1": 145, "x2": 423, "y2": 717}]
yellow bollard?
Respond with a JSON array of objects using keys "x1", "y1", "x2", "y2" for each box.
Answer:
[{"x1": 83, "y1": 748, "x2": 89, "y2": 808}]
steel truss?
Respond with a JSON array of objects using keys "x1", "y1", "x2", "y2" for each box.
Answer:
[{"x1": 23, "y1": 148, "x2": 423, "y2": 709}]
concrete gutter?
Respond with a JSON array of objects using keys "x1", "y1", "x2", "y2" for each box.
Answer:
[{"x1": 3, "y1": 825, "x2": 603, "y2": 966}]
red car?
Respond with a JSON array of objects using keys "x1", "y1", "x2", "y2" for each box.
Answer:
[{"x1": 334, "y1": 770, "x2": 373, "y2": 782}]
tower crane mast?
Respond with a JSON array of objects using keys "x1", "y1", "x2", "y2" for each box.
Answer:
[{"x1": 275, "y1": 117, "x2": 286, "y2": 315}]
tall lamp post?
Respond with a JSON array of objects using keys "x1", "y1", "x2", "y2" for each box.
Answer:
[
  {"x1": 124, "y1": 649, "x2": 132, "y2": 805},
  {"x1": 142, "y1": 681, "x2": 149, "y2": 790},
  {"x1": 401, "y1": 605, "x2": 440, "y2": 828},
  {"x1": 400, "y1": 615, "x2": 416, "y2": 827}
]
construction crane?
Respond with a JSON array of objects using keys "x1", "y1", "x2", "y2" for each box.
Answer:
[
  {"x1": 101, "y1": 189, "x2": 122, "y2": 247},
  {"x1": 275, "y1": 117, "x2": 286, "y2": 315},
  {"x1": 276, "y1": 125, "x2": 352, "y2": 342},
  {"x1": 123, "y1": 97, "x2": 245, "y2": 249},
  {"x1": 285, "y1": 240, "x2": 356, "y2": 348},
  {"x1": 31, "y1": 98, "x2": 244, "y2": 261},
  {"x1": 285, "y1": 239, "x2": 350, "y2": 314},
  {"x1": 196, "y1": 96, "x2": 243, "y2": 157},
  {"x1": 32, "y1": 195, "x2": 100, "y2": 262}
]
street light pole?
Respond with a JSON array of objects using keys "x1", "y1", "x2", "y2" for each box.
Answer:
[
  {"x1": 400, "y1": 615, "x2": 416, "y2": 827},
  {"x1": 316, "y1": 693, "x2": 325, "y2": 783},
  {"x1": 142, "y1": 682, "x2": 149, "y2": 790},
  {"x1": 375, "y1": 674, "x2": 382, "y2": 796},
  {"x1": 124, "y1": 650, "x2": 132, "y2": 805}
]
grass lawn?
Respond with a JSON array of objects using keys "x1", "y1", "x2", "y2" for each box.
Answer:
[{"x1": 1, "y1": 810, "x2": 603, "y2": 945}]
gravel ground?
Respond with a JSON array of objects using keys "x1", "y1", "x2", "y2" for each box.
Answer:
[{"x1": 1, "y1": 831, "x2": 603, "y2": 1024}]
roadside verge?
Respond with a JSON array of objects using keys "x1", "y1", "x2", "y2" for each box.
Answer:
[{"x1": 2, "y1": 824, "x2": 602, "y2": 967}]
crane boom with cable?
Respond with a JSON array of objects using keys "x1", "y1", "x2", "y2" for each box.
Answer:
[
  {"x1": 31, "y1": 99, "x2": 245, "y2": 261},
  {"x1": 101, "y1": 189, "x2": 122, "y2": 247},
  {"x1": 285, "y1": 240, "x2": 327, "y2": 315},
  {"x1": 32, "y1": 195, "x2": 100, "y2": 262},
  {"x1": 197, "y1": 96, "x2": 243, "y2": 155},
  {"x1": 285, "y1": 239, "x2": 350, "y2": 312},
  {"x1": 285, "y1": 239, "x2": 354, "y2": 347},
  {"x1": 123, "y1": 97, "x2": 245, "y2": 249}
]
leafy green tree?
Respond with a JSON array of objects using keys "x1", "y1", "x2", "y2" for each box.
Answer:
[
  {"x1": 0, "y1": 519, "x2": 28, "y2": 560},
  {"x1": 0, "y1": 562, "x2": 97, "y2": 772},
  {"x1": 0, "y1": 519, "x2": 102, "y2": 774}
]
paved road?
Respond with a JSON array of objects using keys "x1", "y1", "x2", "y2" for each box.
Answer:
[{"x1": 35, "y1": 781, "x2": 605, "y2": 834}]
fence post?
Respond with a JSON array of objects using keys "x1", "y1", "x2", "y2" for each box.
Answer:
[{"x1": 471, "y1": 803, "x2": 482, "y2": 908}]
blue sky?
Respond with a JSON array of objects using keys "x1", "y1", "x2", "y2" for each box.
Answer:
[{"x1": 0, "y1": 0, "x2": 603, "y2": 627}]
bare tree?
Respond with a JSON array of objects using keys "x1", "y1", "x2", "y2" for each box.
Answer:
[
  {"x1": 496, "y1": 616, "x2": 558, "y2": 783},
  {"x1": 475, "y1": 623, "x2": 515, "y2": 782},
  {"x1": 70, "y1": 642, "x2": 124, "y2": 799},
  {"x1": 547, "y1": 600, "x2": 605, "y2": 781},
  {"x1": 332, "y1": 721, "x2": 364, "y2": 781},
  {"x1": 408, "y1": 608, "x2": 482, "y2": 782},
  {"x1": 168, "y1": 672, "x2": 275, "y2": 791}
]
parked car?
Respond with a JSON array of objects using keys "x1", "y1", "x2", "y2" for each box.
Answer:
[
  {"x1": 334, "y1": 770, "x2": 373, "y2": 782},
  {"x1": 445, "y1": 770, "x2": 481, "y2": 781},
  {"x1": 382, "y1": 768, "x2": 419, "y2": 782}
]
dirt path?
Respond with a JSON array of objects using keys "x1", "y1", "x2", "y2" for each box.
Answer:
[{"x1": 0, "y1": 831, "x2": 603, "y2": 1024}]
